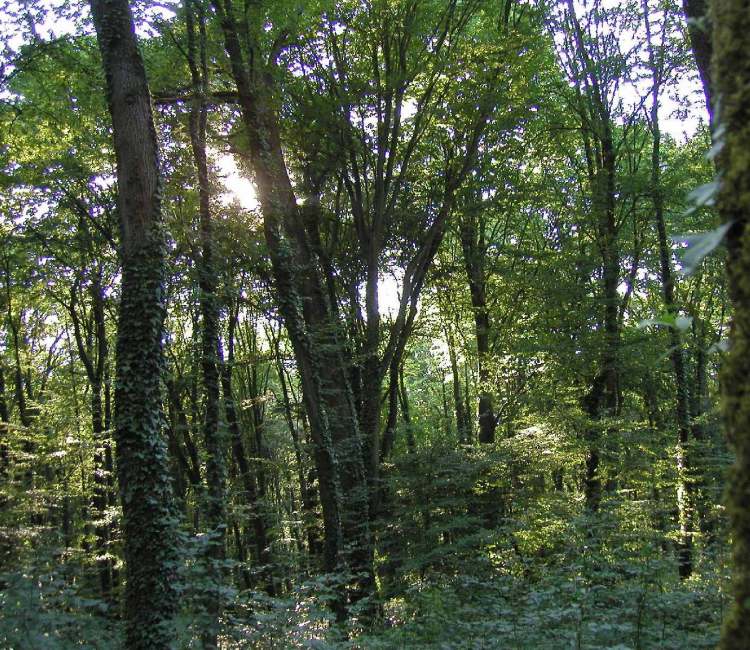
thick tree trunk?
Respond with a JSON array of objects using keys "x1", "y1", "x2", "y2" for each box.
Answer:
[
  {"x1": 89, "y1": 1, "x2": 179, "y2": 645},
  {"x1": 713, "y1": 1, "x2": 750, "y2": 645}
]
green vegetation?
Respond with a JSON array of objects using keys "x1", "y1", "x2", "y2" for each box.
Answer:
[{"x1": 0, "y1": 0, "x2": 744, "y2": 647}]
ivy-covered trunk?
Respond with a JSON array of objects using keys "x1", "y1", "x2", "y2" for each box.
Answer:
[
  {"x1": 89, "y1": 0, "x2": 179, "y2": 646},
  {"x1": 714, "y1": 0, "x2": 750, "y2": 645}
]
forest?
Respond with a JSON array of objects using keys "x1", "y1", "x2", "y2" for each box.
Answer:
[{"x1": 2, "y1": 0, "x2": 750, "y2": 647}]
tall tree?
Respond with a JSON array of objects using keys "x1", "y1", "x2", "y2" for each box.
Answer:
[
  {"x1": 89, "y1": 0, "x2": 179, "y2": 645},
  {"x1": 211, "y1": 0, "x2": 371, "y2": 612},
  {"x1": 713, "y1": 0, "x2": 750, "y2": 645},
  {"x1": 643, "y1": 0, "x2": 694, "y2": 579},
  {"x1": 185, "y1": 0, "x2": 227, "y2": 643}
]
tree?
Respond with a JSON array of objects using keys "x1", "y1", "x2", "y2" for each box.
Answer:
[
  {"x1": 642, "y1": 0, "x2": 694, "y2": 579},
  {"x1": 713, "y1": 0, "x2": 750, "y2": 645},
  {"x1": 89, "y1": 0, "x2": 179, "y2": 645}
]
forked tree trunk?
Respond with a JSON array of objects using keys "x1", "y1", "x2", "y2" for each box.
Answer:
[{"x1": 211, "y1": 0, "x2": 374, "y2": 613}]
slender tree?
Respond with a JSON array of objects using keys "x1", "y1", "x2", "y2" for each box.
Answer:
[
  {"x1": 184, "y1": 0, "x2": 227, "y2": 643},
  {"x1": 643, "y1": 0, "x2": 694, "y2": 579}
]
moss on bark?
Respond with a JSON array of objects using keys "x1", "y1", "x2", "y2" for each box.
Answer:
[{"x1": 713, "y1": 0, "x2": 750, "y2": 646}]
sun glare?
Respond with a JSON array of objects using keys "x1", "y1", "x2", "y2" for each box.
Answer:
[{"x1": 217, "y1": 154, "x2": 259, "y2": 211}]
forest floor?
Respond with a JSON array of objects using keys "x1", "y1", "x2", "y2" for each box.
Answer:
[{"x1": 1, "y1": 435, "x2": 727, "y2": 649}]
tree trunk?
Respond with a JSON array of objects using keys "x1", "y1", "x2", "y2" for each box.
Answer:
[
  {"x1": 221, "y1": 306, "x2": 273, "y2": 595},
  {"x1": 460, "y1": 211, "x2": 497, "y2": 443},
  {"x1": 211, "y1": 0, "x2": 374, "y2": 612},
  {"x1": 446, "y1": 325, "x2": 469, "y2": 444},
  {"x1": 69, "y1": 272, "x2": 113, "y2": 602},
  {"x1": 380, "y1": 358, "x2": 400, "y2": 461},
  {"x1": 682, "y1": 0, "x2": 713, "y2": 120},
  {"x1": 89, "y1": 0, "x2": 179, "y2": 644},
  {"x1": 0, "y1": 362, "x2": 8, "y2": 480},
  {"x1": 186, "y1": 1, "x2": 227, "y2": 642},
  {"x1": 273, "y1": 335, "x2": 321, "y2": 559},
  {"x1": 643, "y1": 0, "x2": 694, "y2": 578},
  {"x1": 713, "y1": 1, "x2": 750, "y2": 645},
  {"x1": 398, "y1": 364, "x2": 416, "y2": 453}
]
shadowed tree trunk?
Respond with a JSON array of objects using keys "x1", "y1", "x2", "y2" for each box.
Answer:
[
  {"x1": 563, "y1": 0, "x2": 623, "y2": 513},
  {"x1": 0, "y1": 361, "x2": 8, "y2": 480},
  {"x1": 68, "y1": 269, "x2": 113, "y2": 601},
  {"x1": 713, "y1": 0, "x2": 750, "y2": 645},
  {"x1": 89, "y1": 0, "x2": 179, "y2": 645},
  {"x1": 221, "y1": 302, "x2": 273, "y2": 594},
  {"x1": 271, "y1": 327, "x2": 322, "y2": 560},
  {"x1": 211, "y1": 0, "x2": 372, "y2": 614},
  {"x1": 185, "y1": 1, "x2": 227, "y2": 643},
  {"x1": 682, "y1": 0, "x2": 713, "y2": 121},
  {"x1": 445, "y1": 323, "x2": 470, "y2": 444},
  {"x1": 460, "y1": 205, "x2": 497, "y2": 444}
]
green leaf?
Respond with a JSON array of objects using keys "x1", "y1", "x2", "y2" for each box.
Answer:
[
  {"x1": 637, "y1": 313, "x2": 693, "y2": 331},
  {"x1": 685, "y1": 180, "x2": 719, "y2": 213},
  {"x1": 671, "y1": 222, "x2": 733, "y2": 275},
  {"x1": 674, "y1": 315, "x2": 693, "y2": 331},
  {"x1": 708, "y1": 339, "x2": 730, "y2": 354}
]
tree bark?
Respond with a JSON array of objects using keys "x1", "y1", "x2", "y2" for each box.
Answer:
[
  {"x1": 211, "y1": 0, "x2": 373, "y2": 611},
  {"x1": 713, "y1": 0, "x2": 750, "y2": 645},
  {"x1": 89, "y1": 1, "x2": 179, "y2": 645},
  {"x1": 460, "y1": 208, "x2": 497, "y2": 443},
  {"x1": 445, "y1": 324, "x2": 470, "y2": 444},
  {"x1": 564, "y1": 0, "x2": 623, "y2": 512}
]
